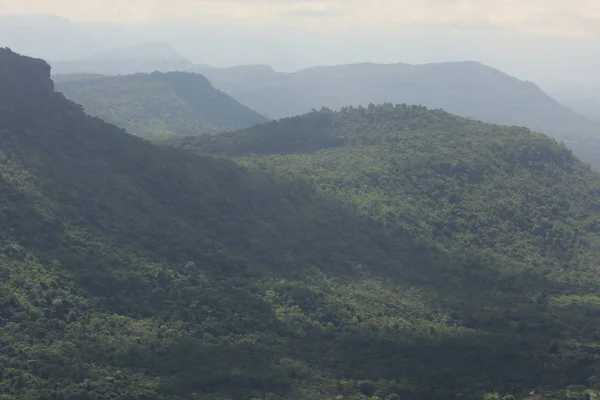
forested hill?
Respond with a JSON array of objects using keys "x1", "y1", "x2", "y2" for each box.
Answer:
[
  {"x1": 1, "y1": 48, "x2": 416, "y2": 399},
  {"x1": 170, "y1": 105, "x2": 600, "y2": 399},
  {"x1": 3, "y1": 47, "x2": 600, "y2": 400},
  {"x1": 55, "y1": 71, "x2": 267, "y2": 138},
  {"x1": 197, "y1": 61, "x2": 600, "y2": 169}
]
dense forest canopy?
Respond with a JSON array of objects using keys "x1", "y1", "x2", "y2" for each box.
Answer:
[
  {"x1": 55, "y1": 71, "x2": 267, "y2": 139},
  {"x1": 2, "y1": 48, "x2": 600, "y2": 400},
  {"x1": 169, "y1": 104, "x2": 600, "y2": 399},
  {"x1": 194, "y1": 62, "x2": 600, "y2": 170}
]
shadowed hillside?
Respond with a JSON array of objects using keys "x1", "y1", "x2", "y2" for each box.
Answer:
[
  {"x1": 3, "y1": 48, "x2": 600, "y2": 400},
  {"x1": 169, "y1": 105, "x2": 600, "y2": 399}
]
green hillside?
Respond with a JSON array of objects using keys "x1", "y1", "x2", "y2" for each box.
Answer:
[
  {"x1": 197, "y1": 62, "x2": 600, "y2": 170},
  {"x1": 55, "y1": 71, "x2": 267, "y2": 139},
  {"x1": 170, "y1": 105, "x2": 600, "y2": 399},
  {"x1": 3, "y1": 48, "x2": 600, "y2": 400}
]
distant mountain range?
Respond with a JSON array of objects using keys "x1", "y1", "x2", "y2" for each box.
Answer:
[
  {"x1": 195, "y1": 62, "x2": 600, "y2": 147},
  {"x1": 50, "y1": 42, "x2": 198, "y2": 75},
  {"x1": 53, "y1": 52, "x2": 600, "y2": 168},
  {"x1": 55, "y1": 71, "x2": 267, "y2": 138}
]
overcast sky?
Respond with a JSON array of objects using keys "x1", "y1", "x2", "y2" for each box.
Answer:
[
  {"x1": 2, "y1": 0, "x2": 600, "y2": 36},
  {"x1": 1, "y1": 0, "x2": 599, "y2": 94}
]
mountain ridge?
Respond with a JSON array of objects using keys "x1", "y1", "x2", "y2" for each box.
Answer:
[
  {"x1": 55, "y1": 71, "x2": 268, "y2": 138},
  {"x1": 194, "y1": 61, "x2": 600, "y2": 169},
  {"x1": 3, "y1": 48, "x2": 600, "y2": 400},
  {"x1": 52, "y1": 55, "x2": 600, "y2": 169}
]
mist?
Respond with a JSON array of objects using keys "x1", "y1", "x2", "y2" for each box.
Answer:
[{"x1": 1, "y1": 13, "x2": 599, "y2": 88}]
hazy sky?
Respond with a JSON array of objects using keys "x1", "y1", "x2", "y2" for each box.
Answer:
[
  {"x1": 1, "y1": 0, "x2": 599, "y2": 94},
  {"x1": 2, "y1": 0, "x2": 600, "y2": 37}
]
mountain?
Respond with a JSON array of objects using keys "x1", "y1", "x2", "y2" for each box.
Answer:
[
  {"x1": 50, "y1": 42, "x2": 196, "y2": 75},
  {"x1": 1, "y1": 48, "x2": 411, "y2": 400},
  {"x1": 49, "y1": 58, "x2": 600, "y2": 167},
  {"x1": 169, "y1": 104, "x2": 600, "y2": 399},
  {"x1": 196, "y1": 61, "x2": 600, "y2": 169},
  {"x1": 3, "y1": 48, "x2": 600, "y2": 400},
  {"x1": 55, "y1": 72, "x2": 267, "y2": 138}
]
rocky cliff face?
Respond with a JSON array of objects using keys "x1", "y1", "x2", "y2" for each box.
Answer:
[
  {"x1": 0, "y1": 48, "x2": 83, "y2": 118},
  {"x1": 0, "y1": 48, "x2": 55, "y2": 100}
]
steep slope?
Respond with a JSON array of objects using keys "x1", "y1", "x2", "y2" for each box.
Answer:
[
  {"x1": 198, "y1": 61, "x2": 600, "y2": 169},
  {"x1": 1, "y1": 48, "x2": 416, "y2": 400},
  {"x1": 4, "y1": 48, "x2": 600, "y2": 400},
  {"x1": 55, "y1": 72, "x2": 267, "y2": 138}
]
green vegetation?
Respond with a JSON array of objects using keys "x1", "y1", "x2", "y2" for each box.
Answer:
[
  {"x1": 55, "y1": 71, "x2": 267, "y2": 139},
  {"x1": 3, "y1": 48, "x2": 600, "y2": 400},
  {"x1": 198, "y1": 61, "x2": 600, "y2": 169},
  {"x1": 170, "y1": 105, "x2": 600, "y2": 399}
]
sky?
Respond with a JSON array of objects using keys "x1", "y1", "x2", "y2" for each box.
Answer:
[
  {"x1": 2, "y1": 0, "x2": 600, "y2": 37},
  {"x1": 0, "y1": 0, "x2": 599, "y2": 96}
]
